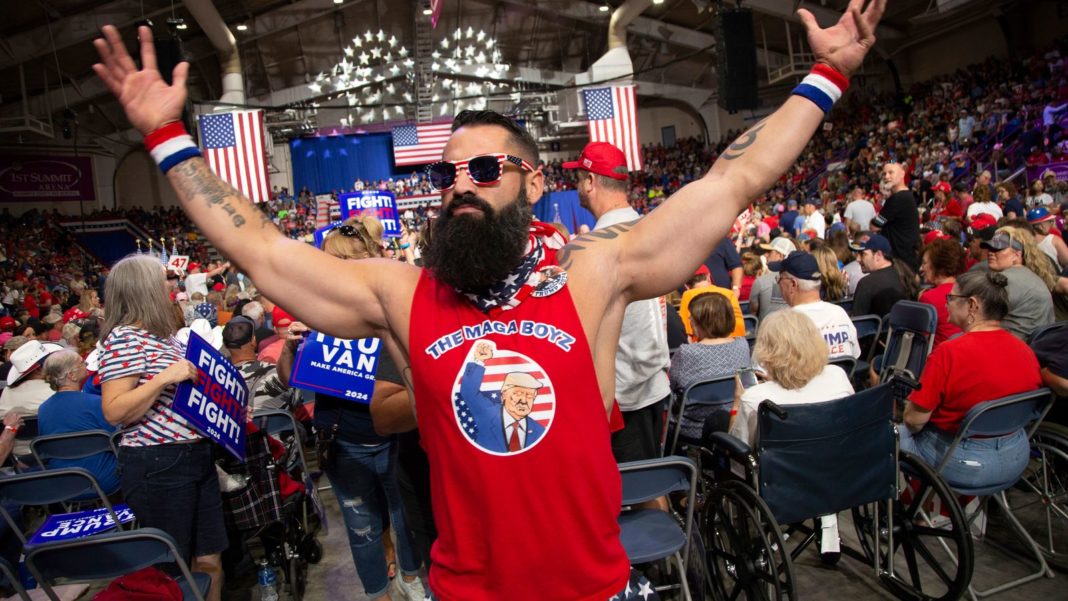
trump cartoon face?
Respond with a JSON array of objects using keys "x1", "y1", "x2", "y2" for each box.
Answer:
[{"x1": 502, "y1": 384, "x2": 538, "y2": 420}]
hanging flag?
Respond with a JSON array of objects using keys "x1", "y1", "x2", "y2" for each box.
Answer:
[
  {"x1": 391, "y1": 122, "x2": 453, "y2": 166},
  {"x1": 582, "y1": 86, "x2": 642, "y2": 171},
  {"x1": 430, "y1": 0, "x2": 445, "y2": 28},
  {"x1": 198, "y1": 110, "x2": 271, "y2": 204}
]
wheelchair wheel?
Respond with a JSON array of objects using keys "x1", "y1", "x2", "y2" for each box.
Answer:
[
  {"x1": 286, "y1": 554, "x2": 307, "y2": 600},
  {"x1": 702, "y1": 480, "x2": 795, "y2": 601},
  {"x1": 1011, "y1": 423, "x2": 1068, "y2": 564},
  {"x1": 852, "y1": 452, "x2": 973, "y2": 601}
]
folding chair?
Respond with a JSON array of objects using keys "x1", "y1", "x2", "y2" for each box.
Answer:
[
  {"x1": 29, "y1": 430, "x2": 119, "y2": 486},
  {"x1": 878, "y1": 301, "x2": 937, "y2": 383},
  {"x1": 828, "y1": 356, "x2": 857, "y2": 379},
  {"x1": 25, "y1": 527, "x2": 210, "y2": 601},
  {"x1": 667, "y1": 374, "x2": 735, "y2": 456},
  {"x1": 832, "y1": 297, "x2": 854, "y2": 314},
  {"x1": 252, "y1": 409, "x2": 309, "y2": 477},
  {"x1": 0, "y1": 556, "x2": 30, "y2": 601},
  {"x1": 743, "y1": 315, "x2": 759, "y2": 350},
  {"x1": 11, "y1": 417, "x2": 39, "y2": 470},
  {"x1": 739, "y1": 300, "x2": 751, "y2": 315},
  {"x1": 934, "y1": 388, "x2": 1055, "y2": 599},
  {"x1": 850, "y1": 314, "x2": 882, "y2": 381},
  {"x1": 1027, "y1": 320, "x2": 1065, "y2": 346},
  {"x1": 618, "y1": 456, "x2": 698, "y2": 601},
  {"x1": 0, "y1": 468, "x2": 124, "y2": 546}
]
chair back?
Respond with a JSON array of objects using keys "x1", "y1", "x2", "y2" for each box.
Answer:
[
  {"x1": 1028, "y1": 320, "x2": 1066, "y2": 346},
  {"x1": 252, "y1": 409, "x2": 297, "y2": 438},
  {"x1": 828, "y1": 356, "x2": 857, "y2": 379},
  {"x1": 25, "y1": 527, "x2": 206, "y2": 601},
  {"x1": 851, "y1": 314, "x2": 883, "y2": 344},
  {"x1": 670, "y1": 375, "x2": 735, "y2": 454},
  {"x1": 0, "y1": 468, "x2": 122, "y2": 544},
  {"x1": 739, "y1": 300, "x2": 751, "y2": 315},
  {"x1": 619, "y1": 456, "x2": 696, "y2": 506},
  {"x1": 30, "y1": 430, "x2": 117, "y2": 469},
  {"x1": 755, "y1": 382, "x2": 897, "y2": 525},
  {"x1": 936, "y1": 388, "x2": 1055, "y2": 475},
  {"x1": 13, "y1": 417, "x2": 38, "y2": 443},
  {"x1": 880, "y1": 301, "x2": 937, "y2": 379},
  {"x1": 743, "y1": 315, "x2": 759, "y2": 341},
  {"x1": 832, "y1": 298, "x2": 854, "y2": 314}
]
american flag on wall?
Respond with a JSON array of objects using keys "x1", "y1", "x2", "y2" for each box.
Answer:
[
  {"x1": 583, "y1": 85, "x2": 642, "y2": 171},
  {"x1": 197, "y1": 110, "x2": 271, "y2": 203},
  {"x1": 391, "y1": 122, "x2": 453, "y2": 166}
]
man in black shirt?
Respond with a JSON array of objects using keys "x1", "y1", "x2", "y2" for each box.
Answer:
[
  {"x1": 702, "y1": 238, "x2": 743, "y2": 293},
  {"x1": 873, "y1": 163, "x2": 920, "y2": 272},
  {"x1": 850, "y1": 234, "x2": 905, "y2": 318}
]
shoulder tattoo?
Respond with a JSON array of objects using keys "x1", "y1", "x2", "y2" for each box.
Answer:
[{"x1": 557, "y1": 219, "x2": 637, "y2": 270}]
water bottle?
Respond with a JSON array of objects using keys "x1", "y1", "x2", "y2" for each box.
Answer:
[{"x1": 257, "y1": 559, "x2": 279, "y2": 601}]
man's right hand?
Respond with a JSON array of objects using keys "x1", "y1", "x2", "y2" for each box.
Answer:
[
  {"x1": 92, "y1": 25, "x2": 189, "y2": 136},
  {"x1": 473, "y1": 342, "x2": 494, "y2": 363}
]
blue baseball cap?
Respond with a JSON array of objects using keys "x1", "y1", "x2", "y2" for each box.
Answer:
[
  {"x1": 850, "y1": 233, "x2": 894, "y2": 258},
  {"x1": 1027, "y1": 207, "x2": 1055, "y2": 224},
  {"x1": 768, "y1": 251, "x2": 821, "y2": 281}
]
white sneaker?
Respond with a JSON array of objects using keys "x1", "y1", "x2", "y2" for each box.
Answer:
[{"x1": 390, "y1": 574, "x2": 426, "y2": 601}]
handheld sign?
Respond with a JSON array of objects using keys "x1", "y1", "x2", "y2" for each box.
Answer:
[
  {"x1": 339, "y1": 190, "x2": 401, "y2": 238},
  {"x1": 173, "y1": 331, "x2": 249, "y2": 460},
  {"x1": 313, "y1": 221, "x2": 343, "y2": 249},
  {"x1": 168, "y1": 255, "x2": 190, "y2": 272},
  {"x1": 28, "y1": 504, "x2": 136, "y2": 546},
  {"x1": 289, "y1": 332, "x2": 381, "y2": 404}
]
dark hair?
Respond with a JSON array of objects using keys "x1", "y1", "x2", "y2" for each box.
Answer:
[
  {"x1": 451, "y1": 110, "x2": 540, "y2": 165},
  {"x1": 921, "y1": 239, "x2": 966, "y2": 279},
  {"x1": 955, "y1": 270, "x2": 1010, "y2": 321},
  {"x1": 580, "y1": 170, "x2": 628, "y2": 194},
  {"x1": 689, "y1": 292, "x2": 736, "y2": 339}
]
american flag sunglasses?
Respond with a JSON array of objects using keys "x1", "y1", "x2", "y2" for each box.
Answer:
[{"x1": 425, "y1": 153, "x2": 535, "y2": 192}]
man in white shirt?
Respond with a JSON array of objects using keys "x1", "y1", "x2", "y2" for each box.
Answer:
[
  {"x1": 565, "y1": 142, "x2": 670, "y2": 463},
  {"x1": 770, "y1": 251, "x2": 860, "y2": 359},
  {"x1": 183, "y1": 261, "x2": 230, "y2": 297},
  {"x1": 800, "y1": 199, "x2": 826, "y2": 239},
  {"x1": 843, "y1": 188, "x2": 877, "y2": 231}
]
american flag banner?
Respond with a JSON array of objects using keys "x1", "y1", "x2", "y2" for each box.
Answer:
[
  {"x1": 583, "y1": 85, "x2": 642, "y2": 171},
  {"x1": 197, "y1": 110, "x2": 271, "y2": 203},
  {"x1": 391, "y1": 122, "x2": 453, "y2": 166},
  {"x1": 430, "y1": 0, "x2": 444, "y2": 28}
]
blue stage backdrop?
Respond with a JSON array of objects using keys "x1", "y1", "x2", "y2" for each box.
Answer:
[
  {"x1": 291, "y1": 133, "x2": 401, "y2": 194},
  {"x1": 533, "y1": 191, "x2": 596, "y2": 236}
]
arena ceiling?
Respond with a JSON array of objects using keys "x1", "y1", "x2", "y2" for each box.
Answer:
[{"x1": 0, "y1": 0, "x2": 1026, "y2": 151}]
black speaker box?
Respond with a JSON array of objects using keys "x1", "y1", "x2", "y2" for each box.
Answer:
[{"x1": 717, "y1": 8, "x2": 759, "y2": 112}]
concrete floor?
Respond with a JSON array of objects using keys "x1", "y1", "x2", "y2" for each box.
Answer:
[{"x1": 287, "y1": 483, "x2": 1064, "y2": 601}]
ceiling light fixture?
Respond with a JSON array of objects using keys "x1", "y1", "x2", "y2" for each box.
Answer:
[
  {"x1": 333, "y1": 0, "x2": 343, "y2": 4},
  {"x1": 599, "y1": 4, "x2": 609, "y2": 12},
  {"x1": 236, "y1": 23, "x2": 248, "y2": 31}
]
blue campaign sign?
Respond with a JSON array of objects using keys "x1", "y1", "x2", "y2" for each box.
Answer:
[
  {"x1": 28, "y1": 504, "x2": 136, "y2": 546},
  {"x1": 173, "y1": 331, "x2": 249, "y2": 460},
  {"x1": 289, "y1": 332, "x2": 381, "y2": 404},
  {"x1": 314, "y1": 220, "x2": 343, "y2": 249},
  {"x1": 339, "y1": 190, "x2": 401, "y2": 238}
]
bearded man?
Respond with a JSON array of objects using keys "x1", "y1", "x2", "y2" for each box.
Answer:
[{"x1": 91, "y1": 1, "x2": 887, "y2": 597}]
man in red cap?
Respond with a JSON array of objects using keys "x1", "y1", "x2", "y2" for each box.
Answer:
[
  {"x1": 91, "y1": 3, "x2": 888, "y2": 597},
  {"x1": 257, "y1": 306, "x2": 295, "y2": 364},
  {"x1": 563, "y1": 142, "x2": 671, "y2": 467}
]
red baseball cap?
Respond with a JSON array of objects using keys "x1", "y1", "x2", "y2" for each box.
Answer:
[
  {"x1": 969, "y1": 213, "x2": 998, "y2": 231},
  {"x1": 923, "y1": 230, "x2": 951, "y2": 245},
  {"x1": 0, "y1": 316, "x2": 15, "y2": 331},
  {"x1": 562, "y1": 142, "x2": 629, "y2": 181},
  {"x1": 272, "y1": 306, "x2": 295, "y2": 328},
  {"x1": 693, "y1": 264, "x2": 711, "y2": 277},
  {"x1": 933, "y1": 181, "x2": 951, "y2": 193}
]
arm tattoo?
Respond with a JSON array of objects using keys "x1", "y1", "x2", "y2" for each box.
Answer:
[
  {"x1": 170, "y1": 158, "x2": 274, "y2": 231},
  {"x1": 722, "y1": 119, "x2": 768, "y2": 161},
  {"x1": 557, "y1": 220, "x2": 637, "y2": 270}
]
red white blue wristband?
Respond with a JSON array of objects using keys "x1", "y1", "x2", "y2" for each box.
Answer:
[
  {"x1": 791, "y1": 64, "x2": 849, "y2": 114},
  {"x1": 145, "y1": 121, "x2": 202, "y2": 174}
]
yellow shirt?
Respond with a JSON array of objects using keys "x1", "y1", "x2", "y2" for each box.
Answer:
[{"x1": 679, "y1": 285, "x2": 746, "y2": 341}]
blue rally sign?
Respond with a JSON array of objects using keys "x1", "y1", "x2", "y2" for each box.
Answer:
[
  {"x1": 289, "y1": 333, "x2": 381, "y2": 404},
  {"x1": 339, "y1": 190, "x2": 401, "y2": 238},
  {"x1": 173, "y1": 331, "x2": 249, "y2": 460},
  {"x1": 28, "y1": 504, "x2": 136, "y2": 546}
]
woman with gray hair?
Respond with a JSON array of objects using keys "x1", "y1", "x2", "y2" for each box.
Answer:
[
  {"x1": 96, "y1": 254, "x2": 226, "y2": 600},
  {"x1": 38, "y1": 349, "x2": 119, "y2": 494}
]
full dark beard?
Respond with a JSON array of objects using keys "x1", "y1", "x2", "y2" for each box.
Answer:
[{"x1": 423, "y1": 188, "x2": 533, "y2": 293}]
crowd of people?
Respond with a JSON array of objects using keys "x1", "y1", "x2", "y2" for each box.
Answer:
[{"x1": 0, "y1": 12, "x2": 1067, "y2": 600}]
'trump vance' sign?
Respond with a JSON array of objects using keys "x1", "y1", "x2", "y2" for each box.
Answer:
[
  {"x1": 339, "y1": 190, "x2": 401, "y2": 238},
  {"x1": 28, "y1": 504, "x2": 136, "y2": 545},
  {"x1": 290, "y1": 332, "x2": 381, "y2": 404},
  {"x1": 173, "y1": 332, "x2": 249, "y2": 460}
]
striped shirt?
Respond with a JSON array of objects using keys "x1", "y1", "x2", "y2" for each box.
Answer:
[{"x1": 99, "y1": 326, "x2": 201, "y2": 447}]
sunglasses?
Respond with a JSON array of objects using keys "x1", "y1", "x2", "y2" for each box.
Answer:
[{"x1": 425, "y1": 154, "x2": 535, "y2": 192}]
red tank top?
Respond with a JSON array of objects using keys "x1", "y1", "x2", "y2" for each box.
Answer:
[{"x1": 408, "y1": 252, "x2": 630, "y2": 601}]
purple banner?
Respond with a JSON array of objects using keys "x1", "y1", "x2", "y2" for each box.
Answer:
[
  {"x1": 1027, "y1": 161, "x2": 1068, "y2": 182},
  {"x1": 0, "y1": 155, "x2": 95, "y2": 202}
]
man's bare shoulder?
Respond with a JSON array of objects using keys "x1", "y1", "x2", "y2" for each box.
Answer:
[{"x1": 556, "y1": 218, "x2": 639, "y2": 272}]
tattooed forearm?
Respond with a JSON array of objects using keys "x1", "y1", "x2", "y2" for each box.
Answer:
[
  {"x1": 557, "y1": 220, "x2": 637, "y2": 270},
  {"x1": 721, "y1": 119, "x2": 768, "y2": 160},
  {"x1": 169, "y1": 158, "x2": 269, "y2": 230}
]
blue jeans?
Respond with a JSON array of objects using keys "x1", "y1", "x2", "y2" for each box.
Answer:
[
  {"x1": 326, "y1": 439, "x2": 421, "y2": 598},
  {"x1": 899, "y1": 426, "x2": 1030, "y2": 491}
]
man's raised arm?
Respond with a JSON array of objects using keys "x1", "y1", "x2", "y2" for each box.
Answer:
[
  {"x1": 586, "y1": 0, "x2": 885, "y2": 301},
  {"x1": 93, "y1": 25, "x2": 402, "y2": 340}
]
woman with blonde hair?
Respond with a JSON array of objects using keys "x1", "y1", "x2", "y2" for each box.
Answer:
[
  {"x1": 97, "y1": 253, "x2": 226, "y2": 600},
  {"x1": 981, "y1": 226, "x2": 1055, "y2": 339},
  {"x1": 810, "y1": 245, "x2": 848, "y2": 302}
]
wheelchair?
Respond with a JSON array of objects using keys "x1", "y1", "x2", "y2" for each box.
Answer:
[{"x1": 697, "y1": 376, "x2": 975, "y2": 601}]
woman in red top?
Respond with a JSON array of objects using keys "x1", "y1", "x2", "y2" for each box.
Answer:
[
  {"x1": 918, "y1": 239, "x2": 966, "y2": 348},
  {"x1": 900, "y1": 270, "x2": 1042, "y2": 490}
]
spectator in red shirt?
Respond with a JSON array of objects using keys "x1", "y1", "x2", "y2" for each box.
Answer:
[
  {"x1": 900, "y1": 270, "x2": 1042, "y2": 490},
  {"x1": 918, "y1": 239, "x2": 967, "y2": 348}
]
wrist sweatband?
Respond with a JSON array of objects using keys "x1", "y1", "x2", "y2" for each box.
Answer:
[
  {"x1": 145, "y1": 121, "x2": 202, "y2": 174},
  {"x1": 791, "y1": 64, "x2": 849, "y2": 114}
]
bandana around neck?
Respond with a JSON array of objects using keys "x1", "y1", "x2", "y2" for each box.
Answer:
[{"x1": 461, "y1": 221, "x2": 567, "y2": 316}]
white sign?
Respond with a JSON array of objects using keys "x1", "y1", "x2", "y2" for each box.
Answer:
[{"x1": 168, "y1": 255, "x2": 190, "y2": 272}]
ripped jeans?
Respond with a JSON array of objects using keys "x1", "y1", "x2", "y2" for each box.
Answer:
[{"x1": 326, "y1": 438, "x2": 421, "y2": 598}]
